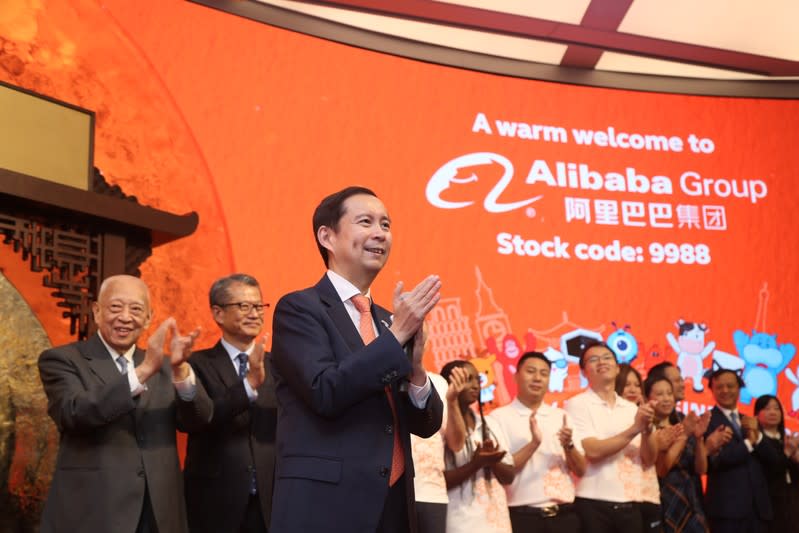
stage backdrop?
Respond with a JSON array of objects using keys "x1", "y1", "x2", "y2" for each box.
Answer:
[{"x1": 1, "y1": 1, "x2": 798, "y2": 527}]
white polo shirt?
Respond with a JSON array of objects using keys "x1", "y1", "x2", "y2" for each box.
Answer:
[
  {"x1": 565, "y1": 389, "x2": 642, "y2": 502},
  {"x1": 489, "y1": 399, "x2": 579, "y2": 507}
]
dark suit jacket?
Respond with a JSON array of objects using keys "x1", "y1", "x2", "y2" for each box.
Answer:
[
  {"x1": 184, "y1": 340, "x2": 277, "y2": 533},
  {"x1": 704, "y1": 406, "x2": 775, "y2": 523},
  {"x1": 37, "y1": 333, "x2": 212, "y2": 533},
  {"x1": 269, "y1": 275, "x2": 443, "y2": 533}
]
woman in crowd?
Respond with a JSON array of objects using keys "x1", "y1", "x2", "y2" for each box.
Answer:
[
  {"x1": 615, "y1": 363, "x2": 662, "y2": 530},
  {"x1": 645, "y1": 374, "x2": 709, "y2": 533},
  {"x1": 441, "y1": 360, "x2": 515, "y2": 533},
  {"x1": 616, "y1": 364, "x2": 644, "y2": 405},
  {"x1": 753, "y1": 394, "x2": 799, "y2": 533}
]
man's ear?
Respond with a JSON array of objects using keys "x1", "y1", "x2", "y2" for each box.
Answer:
[
  {"x1": 317, "y1": 225, "x2": 335, "y2": 254},
  {"x1": 143, "y1": 307, "x2": 154, "y2": 330},
  {"x1": 91, "y1": 301, "x2": 101, "y2": 325},
  {"x1": 210, "y1": 305, "x2": 225, "y2": 327}
]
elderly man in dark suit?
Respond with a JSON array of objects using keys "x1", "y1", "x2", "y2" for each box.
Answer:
[
  {"x1": 184, "y1": 273, "x2": 276, "y2": 533},
  {"x1": 270, "y1": 186, "x2": 443, "y2": 533},
  {"x1": 704, "y1": 368, "x2": 777, "y2": 533},
  {"x1": 38, "y1": 274, "x2": 212, "y2": 533}
]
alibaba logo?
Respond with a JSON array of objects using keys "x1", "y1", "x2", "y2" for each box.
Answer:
[{"x1": 425, "y1": 152, "x2": 542, "y2": 213}]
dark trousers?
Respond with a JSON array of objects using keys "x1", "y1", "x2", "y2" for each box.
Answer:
[
  {"x1": 708, "y1": 517, "x2": 767, "y2": 533},
  {"x1": 509, "y1": 504, "x2": 581, "y2": 533},
  {"x1": 574, "y1": 497, "x2": 642, "y2": 533},
  {"x1": 416, "y1": 501, "x2": 446, "y2": 533},
  {"x1": 640, "y1": 502, "x2": 662, "y2": 532},
  {"x1": 376, "y1": 475, "x2": 409, "y2": 533},
  {"x1": 241, "y1": 493, "x2": 268, "y2": 533}
]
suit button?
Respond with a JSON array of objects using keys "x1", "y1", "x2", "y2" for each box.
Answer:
[
  {"x1": 379, "y1": 467, "x2": 389, "y2": 477},
  {"x1": 385, "y1": 425, "x2": 393, "y2": 435},
  {"x1": 137, "y1": 469, "x2": 145, "y2": 478}
]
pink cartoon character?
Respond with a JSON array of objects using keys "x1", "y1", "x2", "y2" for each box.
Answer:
[{"x1": 666, "y1": 320, "x2": 715, "y2": 392}]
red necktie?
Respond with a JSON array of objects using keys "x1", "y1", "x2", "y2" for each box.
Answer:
[{"x1": 351, "y1": 294, "x2": 405, "y2": 485}]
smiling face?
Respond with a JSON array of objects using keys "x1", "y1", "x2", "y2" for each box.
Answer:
[
  {"x1": 92, "y1": 275, "x2": 152, "y2": 355},
  {"x1": 622, "y1": 371, "x2": 643, "y2": 405},
  {"x1": 211, "y1": 282, "x2": 264, "y2": 348},
  {"x1": 647, "y1": 379, "x2": 676, "y2": 418},
  {"x1": 711, "y1": 371, "x2": 741, "y2": 410},
  {"x1": 583, "y1": 345, "x2": 619, "y2": 389},
  {"x1": 515, "y1": 355, "x2": 550, "y2": 406},
  {"x1": 318, "y1": 193, "x2": 391, "y2": 289}
]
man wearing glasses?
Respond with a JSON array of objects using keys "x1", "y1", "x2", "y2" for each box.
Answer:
[
  {"x1": 565, "y1": 341, "x2": 657, "y2": 533},
  {"x1": 184, "y1": 274, "x2": 277, "y2": 533}
]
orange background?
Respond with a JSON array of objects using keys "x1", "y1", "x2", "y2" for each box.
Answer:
[{"x1": 2, "y1": 0, "x2": 798, "y2": 429}]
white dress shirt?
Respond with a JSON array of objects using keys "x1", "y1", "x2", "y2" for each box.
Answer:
[
  {"x1": 219, "y1": 337, "x2": 258, "y2": 401},
  {"x1": 326, "y1": 270, "x2": 431, "y2": 407},
  {"x1": 98, "y1": 332, "x2": 196, "y2": 400}
]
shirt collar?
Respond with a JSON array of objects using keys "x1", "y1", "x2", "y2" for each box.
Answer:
[
  {"x1": 510, "y1": 397, "x2": 552, "y2": 416},
  {"x1": 97, "y1": 332, "x2": 137, "y2": 362},
  {"x1": 327, "y1": 270, "x2": 371, "y2": 303},
  {"x1": 719, "y1": 406, "x2": 739, "y2": 418},
  {"x1": 587, "y1": 387, "x2": 626, "y2": 407},
  {"x1": 220, "y1": 337, "x2": 254, "y2": 363}
]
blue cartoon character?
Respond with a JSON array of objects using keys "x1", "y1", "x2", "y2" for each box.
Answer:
[
  {"x1": 666, "y1": 320, "x2": 716, "y2": 392},
  {"x1": 607, "y1": 322, "x2": 638, "y2": 364},
  {"x1": 734, "y1": 329, "x2": 796, "y2": 404}
]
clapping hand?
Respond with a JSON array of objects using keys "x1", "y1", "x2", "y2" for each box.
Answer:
[
  {"x1": 557, "y1": 414, "x2": 574, "y2": 450},
  {"x1": 445, "y1": 365, "x2": 470, "y2": 403},
  {"x1": 472, "y1": 440, "x2": 506, "y2": 467},
  {"x1": 246, "y1": 336, "x2": 269, "y2": 389}
]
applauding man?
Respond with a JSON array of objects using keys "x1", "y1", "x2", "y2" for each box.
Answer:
[
  {"x1": 704, "y1": 368, "x2": 774, "y2": 532},
  {"x1": 38, "y1": 275, "x2": 211, "y2": 533},
  {"x1": 565, "y1": 341, "x2": 657, "y2": 533},
  {"x1": 184, "y1": 274, "x2": 277, "y2": 533},
  {"x1": 490, "y1": 351, "x2": 586, "y2": 533},
  {"x1": 270, "y1": 186, "x2": 444, "y2": 533}
]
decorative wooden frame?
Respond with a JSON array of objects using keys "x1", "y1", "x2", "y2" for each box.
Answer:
[{"x1": 0, "y1": 167, "x2": 198, "y2": 339}]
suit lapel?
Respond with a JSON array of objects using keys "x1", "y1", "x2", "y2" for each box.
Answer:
[
  {"x1": 79, "y1": 333, "x2": 125, "y2": 386},
  {"x1": 133, "y1": 347, "x2": 150, "y2": 426},
  {"x1": 316, "y1": 275, "x2": 364, "y2": 354},
  {"x1": 207, "y1": 340, "x2": 241, "y2": 389}
]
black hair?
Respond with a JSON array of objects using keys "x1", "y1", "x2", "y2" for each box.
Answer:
[
  {"x1": 209, "y1": 273, "x2": 260, "y2": 307},
  {"x1": 707, "y1": 367, "x2": 746, "y2": 389},
  {"x1": 643, "y1": 374, "x2": 673, "y2": 400},
  {"x1": 754, "y1": 394, "x2": 786, "y2": 440},
  {"x1": 647, "y1": 361, "x2": 676, "y2": 381},
  {"x1": 579, "y1": 340, "x2": 615, "y2": 369},
  {"x1": 312, "y1": 186, "x2": 378, "y2": 266},
  {"x1": 516, "y1": 351, "x2": 551, "y2": 370},
  {"x1": 646, "y1": 361, "x2": 681, "y2": 424},
  {"x1": 441, "y1": 358, "x2": 498, "y2": 486}
]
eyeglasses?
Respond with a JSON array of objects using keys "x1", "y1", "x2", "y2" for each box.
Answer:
[
  {"x1": 217, "y1": 302, "x2": 269, "y2": 314},
  {"x1": 585, "y1": 354, "x2": 617, "y2": 365}
]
